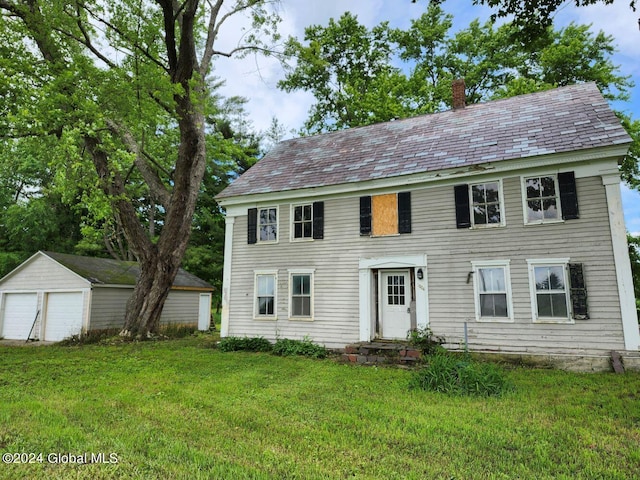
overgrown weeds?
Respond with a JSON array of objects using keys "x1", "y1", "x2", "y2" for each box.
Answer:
[
  {"x1": 57, "y1": 324, "x2": 198, "y2": 346},
  {"x1": 272, "y1": 337, "x2": 328, "y2": 358},
  {"x1": 407, "y1": 326, "x2": 445, "y2": 355},
  {"x1": 410, "y1": 352, "x2": 513, "y2": 397}
]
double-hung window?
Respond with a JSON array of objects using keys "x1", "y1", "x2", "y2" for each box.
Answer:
[
  {"x1": 523, "y1": 172, "x2": 580, "y2": 224},
  {"x1": 247, "y1": 207, "x2": 278, "y2": 244},
  {"x1": 471, "y1": 181, "x2": 503, "y2": 226},
  {"x1": 527, "y1": 259, "x2": 571, "y2": 323},
  {"x1": 293, "y1": 204, "x2": 313, "y2": 239},
  {"x1": 472, "y1": 261, "x2": 513, "y2": 322},
  {"x1": 254, "y1": 271, "x2": 277, "y2": 319},
  {"x1": 289, "y1": 270, "x2": 314, "y2": 319},
  {"x1": 524, "y1": 175, "x2": 560, "y2": 223},
  {"x1": 291, "y1": 202, "x2": 324, "y2": 241},
  {"x1": 454, "y1": 181, "x2": 504, "y2": 228},
  {"x1": 259, "y1": 207, "x2": 278, "y2": 242}
]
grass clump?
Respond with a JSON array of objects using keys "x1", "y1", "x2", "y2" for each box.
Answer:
[
  {"x1": 218, "y1": 336, "x2": 273, "y2": 352},
  {"x1": 272, "y1": 337, "x2": 328, "y2": 359},
  {"x1": 410, "y1": 352, "x2": 513, "y2": 397}
]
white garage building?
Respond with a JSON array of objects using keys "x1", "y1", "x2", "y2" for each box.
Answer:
[{"x1": 0, "y1": 251, "x2": 214, "y2": 341}]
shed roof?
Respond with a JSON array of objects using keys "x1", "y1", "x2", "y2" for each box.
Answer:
[
  {"x1": 41, "y1": 251, "x2": 214, "y2": 291},
  {"x1": 217, "y1": 83, "x2": 631, "y2": 200}
]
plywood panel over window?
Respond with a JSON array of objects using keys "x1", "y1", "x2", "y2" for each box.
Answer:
[{"x1": 372, "y1": 193, "x2": 398, "y2": 236}]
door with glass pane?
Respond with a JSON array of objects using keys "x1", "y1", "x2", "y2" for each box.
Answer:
[{"x1": 380, "y1": 270, "x2": 411, "y2": 339}]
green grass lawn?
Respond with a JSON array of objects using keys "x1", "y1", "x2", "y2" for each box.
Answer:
[{"x1": 1, "y1": 334, "x2": 639, "y2": 479}]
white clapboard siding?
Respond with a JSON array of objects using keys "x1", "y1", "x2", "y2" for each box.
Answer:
[
  {"x1": 0, "y1": 255, "x2": 88, "y2": 291},
  {"x1": 226, "y1": 174, "x2": 627, "y2": 353}
]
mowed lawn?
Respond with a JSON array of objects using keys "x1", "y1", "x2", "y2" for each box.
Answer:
[{"x1": 0, "y1": 334, "x2": 639, "y2": 479}]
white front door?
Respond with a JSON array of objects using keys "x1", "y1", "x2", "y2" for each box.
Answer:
[{"x1": 380, "y1": 270, "x2": 411, "y2": 340}]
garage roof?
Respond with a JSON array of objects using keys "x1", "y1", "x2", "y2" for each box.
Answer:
[
  {"x1": 42, "y1": 251, "x2": 214, "y2": 290},
  {"x1": 5, "y1": 251, "x2": 215, "y2": 291}
]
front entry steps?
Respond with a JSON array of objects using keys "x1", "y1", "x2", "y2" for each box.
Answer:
[{"x1": 341, "y1": 341, "x2": 422, "y2": 366}]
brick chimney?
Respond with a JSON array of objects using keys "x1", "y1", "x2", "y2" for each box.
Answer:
[{"x1": 452, "y1": 78, "x2": 466, "y2": 110}]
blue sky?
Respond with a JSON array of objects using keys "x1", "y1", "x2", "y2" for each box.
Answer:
[{"x1": 216, "y1": 0, "x2": 640, "y2": 233}]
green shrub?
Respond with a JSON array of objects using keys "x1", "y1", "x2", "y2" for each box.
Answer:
[
  {"x1": 272, "y1": 337, "x2": 328, "y2": 359},
  {"x1": 218, "y1": 336, "x2": 273, "y2": 352},
  {"x1": 407, "y1": 326, "x2": 445, "y2": 355},
  {"x1": 409, "y1": 352, "x2": 512, "y2": 397}
]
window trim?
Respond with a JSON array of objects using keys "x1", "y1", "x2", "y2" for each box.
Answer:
[
  {"x1": 253, "y1": 270, "x2": 278, "y2": 320},
  {"x1": 257, "y1": 206, "x2": 279, "y2": 244},
  {"x1": 469, "y1": 179, "x2": 506, "y2": 228},
  {"x1": 527, "y1": 258, "x2": 573, "y2": 324},
  {"x1": 521, "y1": 174, "x2": 564, "y2": 225},
  {"x1": 287, "y1": 269, "x2": 315, "y2": 321},
  {"x1": 471, "y1": 260, "x2": 514, "y2": 322}
]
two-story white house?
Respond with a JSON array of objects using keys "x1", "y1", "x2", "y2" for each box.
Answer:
[{"x1": 216, "y1": 82, "x2": 639, "y2": 365}]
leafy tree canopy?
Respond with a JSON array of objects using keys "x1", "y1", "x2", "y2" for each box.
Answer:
[
  {"x1": 280, "y1": 5, "x2": 631, "y2": 134},
  {"x1": 416, "y1": 0, "x2": 637, "y2": 40}
]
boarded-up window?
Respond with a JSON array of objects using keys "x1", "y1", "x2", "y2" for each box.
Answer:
[
  {"x1": 360, "y1": 192, "x2": 411, "y2": 236},
  {"x1": 372, "y1": 193, "x2": 399, "y2": 236}
]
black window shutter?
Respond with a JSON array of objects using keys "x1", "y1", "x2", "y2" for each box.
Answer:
[
  {"x1": 454, "y1": 184, "x2": 471, "y2": 228},
  {"x1": 360, "y1": 196, "x2": 372, "y2": 235},
  {"x1": 247, "y1": 208, "x2": 257, "y2": 244},
  {"x1": 569, "y1": 263, "x2": 588, "y2": 320},
  {"x1": 559, "y1": 171, "x2": 579, "y2": 220},
  {"x1": 398, "y1": 192, "x2": 412, "y2": 234},
  {"x1": 312, "y1": 201, "x2": 324, "y2": 239}
]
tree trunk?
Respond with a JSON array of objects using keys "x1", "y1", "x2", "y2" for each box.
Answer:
[{"x1": 120, "y1": 90, "x2": 207, "y2": 337}]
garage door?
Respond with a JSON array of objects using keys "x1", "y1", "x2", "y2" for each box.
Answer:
[
  {"x1": 1, "y1": 293, "x2": 38, "y2": 340},
  {"x1": 44, "y1": 292, "x2": 84, "y2": 341}
]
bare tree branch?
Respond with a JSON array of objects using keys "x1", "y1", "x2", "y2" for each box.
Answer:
[
  {"x1": 157, "y1": 0, "x2": 179, "y2": 74},
  {"x1": 200, "y1": 0, "x2": 224, "y2": 74}
]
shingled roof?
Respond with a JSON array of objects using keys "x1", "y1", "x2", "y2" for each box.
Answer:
[
  {"x1": 41, "y1": 251, "x2": 214, "y2": 291},
  {"x1": 217, "y1": 83, "x2": 631, "y2": 200}
]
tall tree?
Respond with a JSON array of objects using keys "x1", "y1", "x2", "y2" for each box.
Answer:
[
  {"x1": 0, "y1": 1, "x2": 280, "y2": 337},
  {"x1": 417, "y1": 0, "x2": 638, "y2": 40},
  {"x1": 278, "y1": 12, "x2": 410, "y2": 134}
]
